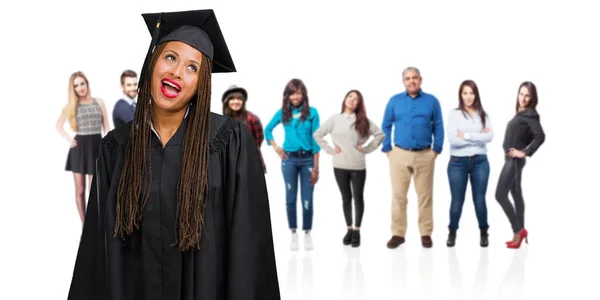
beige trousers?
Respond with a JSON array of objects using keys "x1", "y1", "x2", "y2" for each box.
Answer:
[{"x1": 389, "y1": 146, "x2": 436, "y2": 237}]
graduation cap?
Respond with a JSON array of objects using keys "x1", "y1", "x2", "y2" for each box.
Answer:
[{"x1": 139, "y1": 9, "x2": 236, "y2": 85}]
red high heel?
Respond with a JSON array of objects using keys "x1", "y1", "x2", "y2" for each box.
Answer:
[{"x1": 507, "y1": 229, "x2": 528, "y2": 249}]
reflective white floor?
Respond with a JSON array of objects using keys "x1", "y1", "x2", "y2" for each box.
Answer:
[
  {"x1": 274, "y1": 237, "x2": 523, "y2": 299},
  {"x1": 272, "y1": 233, "x2": 594, "y2": 300}
]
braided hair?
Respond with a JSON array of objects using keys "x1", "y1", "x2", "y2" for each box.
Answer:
[{"x1": 114, "y1": 42, "x2": 213, "y2": 252}]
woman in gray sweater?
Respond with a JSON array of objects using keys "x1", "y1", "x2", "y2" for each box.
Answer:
[{"x1": 313, "y1": 90, "x2": 385, "y2": 247}]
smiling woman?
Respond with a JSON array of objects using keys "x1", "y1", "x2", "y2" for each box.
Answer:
[
  {"x1": 55, "y1": 71, "x2": 110, "y2": 225},
  {"x1": 153, "y1": 41, "x2": 200, "y2": 104},
  {"x1": 221, "y1": 84, "x2": 267, "y2": 173},
  {"x1": 312, "y1": 90, "x2": 385, "y2": 247},
  {"x1": 66, "y1": 9, "x2": 280, "y2": 300}
]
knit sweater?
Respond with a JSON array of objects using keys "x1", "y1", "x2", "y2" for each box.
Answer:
[{"x1": 313, "y1": 112, "x2": 385, "y2": 170}]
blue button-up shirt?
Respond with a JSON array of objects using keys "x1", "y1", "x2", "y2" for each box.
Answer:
[{"x1": 381, "y1": 90, "x2": 444, "y2": 153}]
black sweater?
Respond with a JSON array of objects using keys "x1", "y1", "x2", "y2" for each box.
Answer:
[{"x1": 502, "y1": 108, "x2": 545, "y2": 157}]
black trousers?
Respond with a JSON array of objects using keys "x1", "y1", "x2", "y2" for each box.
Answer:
[
  {"x1": 495, "y1": 156, "x2": 527, "y2": 233},
  {"x1": 333, "y1": 168, "x2": 366, "y2": 227}
]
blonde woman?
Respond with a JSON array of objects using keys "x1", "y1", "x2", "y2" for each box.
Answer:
[{"x1": 55, "y1": 71, "x2": 109, "y2": 224}]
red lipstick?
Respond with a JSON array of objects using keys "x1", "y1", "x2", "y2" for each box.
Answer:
[{"x1": 160, "y1": 78, "x2": 181, "y2": 99}]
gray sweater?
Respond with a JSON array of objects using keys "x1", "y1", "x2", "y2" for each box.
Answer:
[{"x1": 313, "y1": 112, "x2": 385, "y2": 170}]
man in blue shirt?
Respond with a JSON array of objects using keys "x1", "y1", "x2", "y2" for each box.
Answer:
[
  {"x1": 381, "y1": 67, "x2": 444, "y2": 249},
  {"x1": 112, "y1": 70, "x2": 138, "y2": 128}
]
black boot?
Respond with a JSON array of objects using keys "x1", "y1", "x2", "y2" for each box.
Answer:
[
  {"x1": 480, "y1": 227, "x2": 489, "y2": 247},
  {"x1": 446, "y1": 228, "x2": 457, "y2": 247},
  {"x1": 343, "y1": 229, "x2": 353, "y2": 245},
  {"x1": 351, "y1": 229, "x2": 360, "y2": 247}
]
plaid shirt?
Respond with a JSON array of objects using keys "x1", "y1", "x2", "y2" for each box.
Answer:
[{"x1": 246, "y1": 111, "x2": 266, "y2": 173}]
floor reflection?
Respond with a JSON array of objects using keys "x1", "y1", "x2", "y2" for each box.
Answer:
[
  {"x1": 496, "y1": 248, "x2": 527, "y2": 300},
  {"x1": 342, "y1": 246, "x2": 365, "y2": 299}
]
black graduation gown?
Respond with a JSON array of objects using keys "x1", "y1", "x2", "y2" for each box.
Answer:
[{"x1": 67, "y1": 113, "x2": 281, "y2": 300}]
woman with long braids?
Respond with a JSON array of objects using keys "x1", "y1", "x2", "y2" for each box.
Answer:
[
  {"x1": 495, "y1": 81, "x2": 545, "y2": 249},
  {"x1": 313, "y1": 90, "x2": 384, "y2": 247},
  {"x1": 67, "y1": 10, "x2": 280, "y2": 299}
]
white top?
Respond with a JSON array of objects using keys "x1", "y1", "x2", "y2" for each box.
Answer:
[{"x1": 446, "y1": 109, "x2": 493, "y2": 157}]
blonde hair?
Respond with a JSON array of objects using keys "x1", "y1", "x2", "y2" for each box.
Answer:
[{"x1": 65, "y1": 71, "x2": 91, "y2": 132}]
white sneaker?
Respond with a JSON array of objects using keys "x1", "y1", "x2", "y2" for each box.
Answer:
[
  {"x1": 290, "y1": 232, "x2": 299, "y2": 251},
  {"x1": 304, "y1": 232, "x2": 314, "y2": 251}
]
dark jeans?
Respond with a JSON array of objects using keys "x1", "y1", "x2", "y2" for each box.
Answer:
[
  {"x1": 333, "y1": 168, "x2": 366, "y2": 227},
  {"x1": 447, "y1": 154, "x2": 490, "y2": 230},
  {"x1": 281, "y1": 151, "x2": 315, "y2": 231},
  {"x1": 495, "y1": 156, "x2": 526, "y2": 233}
]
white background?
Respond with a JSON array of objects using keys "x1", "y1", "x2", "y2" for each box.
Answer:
[{"x1": 1, "y1": 0, "x2": 599, "y2": 299}]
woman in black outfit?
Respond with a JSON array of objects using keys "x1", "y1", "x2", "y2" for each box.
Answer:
[{"x1": 495, "y1": 81, "x2": 545, "y2": 249}]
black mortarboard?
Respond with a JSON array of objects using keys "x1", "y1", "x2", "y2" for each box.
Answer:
[{"x1": 139, "y1": 9, "x2": 236, "y2": 85}]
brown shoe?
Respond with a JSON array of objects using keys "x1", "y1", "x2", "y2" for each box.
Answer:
[
  {"x1": 421, "y1": 236, "x2": 433, "y2": 248},
  {"x1": 387, "y1": 236, "x2": 405, "y2": 249}
]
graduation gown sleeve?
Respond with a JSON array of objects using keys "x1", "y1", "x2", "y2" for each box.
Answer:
[
  {"x1": 224, "y1": 121, "x2": 281, "y2": 299},
  {"x1": 67, "y1": 132, "x2": 115, "y2": 300}
]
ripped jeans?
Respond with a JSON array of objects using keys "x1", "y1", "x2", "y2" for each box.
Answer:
[{"x1": 281, "y1": 151, "x2": 315, "y2": 231}]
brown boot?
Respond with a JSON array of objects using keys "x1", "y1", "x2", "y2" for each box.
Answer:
[
  {"x1": 421, "y1": 236, "x2": 433, "y2": 248},
  {"x1": 387, "y1": 236, "x2": 405, "y2": 249}
]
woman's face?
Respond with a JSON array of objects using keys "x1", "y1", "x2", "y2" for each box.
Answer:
[
  {"x1": 461, "y1": 85, "x2": 475, "y2": 108},
  {"x1": 344, "y1": 92, "x2": 359, "y2": 112},
  {"x1": 518, "y1": 86, "x2": 531, "y2": 108},
  {"x1": 228, "y1": 97, "x2": 243, "y2": 112},
  {"x1": 151, "y1": 41, "x2": 203, "y2": 113},
  {"x1": 73, "y1": 76, "x2": 88, "y2": 99},
  {"x1": 289, "y1": 89, "x2": 303, "y2": 107}
]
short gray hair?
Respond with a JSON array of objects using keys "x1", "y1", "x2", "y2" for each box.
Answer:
[{"x1": 402, "y1": 66, "x2": 421, "y2": 78}]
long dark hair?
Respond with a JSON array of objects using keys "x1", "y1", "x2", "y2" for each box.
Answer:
[
  {"x1": 114, "y1": 42, "x2": 213, "y2": 252},
  {"x1": 341, "y1": 90, "x2": 370, "y2": 138},
  {"x1": 222, "y1": 91, "x2": 248, "y2": 124},
  {"x1": 281, "y1": 78, "x2": 310, "y2": 124},
  {"x1": 458, "y1": 80, "x2": 487, "y2": 128},
  {"x1": 515, "y1": 81, "x2": 538, "y2": 114}
]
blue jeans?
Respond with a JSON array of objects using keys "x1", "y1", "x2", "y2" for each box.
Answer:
[
  {"x1": 281, "y1": 151, "x2": 315, "y2": 231},
  {"x1": 447, "y1": 154, "x2": 490, "y2": 230}
]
